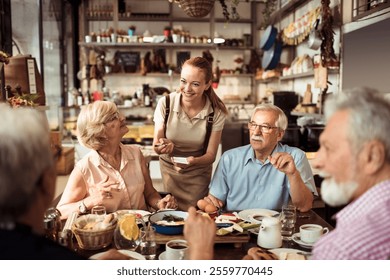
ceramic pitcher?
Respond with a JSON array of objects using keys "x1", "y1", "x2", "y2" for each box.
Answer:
[{"x1": 257, "y1": 217, "x2": 282, "y2": 249}]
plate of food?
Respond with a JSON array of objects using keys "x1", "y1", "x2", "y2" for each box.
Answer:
[
  {"x1": 148, "y1": 210, "x2": 188, "y2": 235},
  {"x1": 237, "y1": 209, "x2": 279, "y2": 224},
  {"x1": 89, "y1": 249, "x2": 145, "y2": 260},
  {"x1": 268, "y1": 248, "x2": 308, "y2": 260},
  {"x1": 115, "y1": 209, "x2": 151, "y2": 223}
]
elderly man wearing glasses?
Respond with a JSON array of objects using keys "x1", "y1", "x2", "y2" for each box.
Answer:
[{"x1": 202, "y1": 103, "x2": 317, "y2": 212}]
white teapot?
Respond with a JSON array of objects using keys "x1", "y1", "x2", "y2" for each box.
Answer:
[{"x1": 257, "y1": 217, "x2": 282, "y2": 249}]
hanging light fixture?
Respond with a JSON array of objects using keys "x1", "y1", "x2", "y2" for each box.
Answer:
[{"x1": 169, "y1": 0, "x2": 216, "y2": 18}]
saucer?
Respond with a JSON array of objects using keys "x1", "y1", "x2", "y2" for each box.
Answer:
[
  {"x1": 90, "y1": 250, "x2": 145, "y2": 260},
  {"x1": 291, "y1": 233, "x2": 314, "y2": 249},
  {"x1": 237, "y1": 209, "x2": 279, "y2": 224},
  {"x1": 158, "y1": 250, "x2": 188, "y2": 260},
  {"x1": 159, "y1": 251, "x2": 168, "y2": 260}
]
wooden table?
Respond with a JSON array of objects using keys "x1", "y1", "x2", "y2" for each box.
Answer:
[{"x1": 69, "y1": 209, "x2": 332, "y2": 260}]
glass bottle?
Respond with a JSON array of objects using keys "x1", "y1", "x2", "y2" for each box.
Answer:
[{"x1": 143, "y1": 84, "x2": 151, "y2": 107}]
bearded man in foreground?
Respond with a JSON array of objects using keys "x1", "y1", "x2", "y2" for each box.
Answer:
[{"x1": 311, "y1": 88, "x2": 390, "y2": 260}]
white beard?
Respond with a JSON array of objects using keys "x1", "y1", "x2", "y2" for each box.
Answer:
[{"x1": 320, "y1": 176, "x2": 359, "y2": 207}]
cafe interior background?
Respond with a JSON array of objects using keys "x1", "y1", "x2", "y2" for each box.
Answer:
[{"x1": 1, "y1": 0, "x2": 390, "y2": 225}]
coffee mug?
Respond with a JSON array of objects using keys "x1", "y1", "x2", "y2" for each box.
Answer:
[
  {"x1": 299, "y1": 224, "x2": 329, "y2": 244},
  {"x1": 165, "y1": 239, "x2": 188, "y2": 260}
]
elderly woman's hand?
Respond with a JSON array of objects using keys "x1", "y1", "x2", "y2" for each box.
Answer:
[
  {"x1": 89, "y1": 176, "x2": 120, "y2": 205},
  {"x1": 157, "y1": 194, "x2": 178, "y2": 210}
]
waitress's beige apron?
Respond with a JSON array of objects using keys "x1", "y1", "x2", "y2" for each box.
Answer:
[{"x1": 159, "y1": 157, "x2": 211, "y2": 211}]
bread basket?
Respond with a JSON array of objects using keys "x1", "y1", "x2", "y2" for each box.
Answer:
[{"x1": 72, "y1": 214, "x2": 117, "y2": 250}]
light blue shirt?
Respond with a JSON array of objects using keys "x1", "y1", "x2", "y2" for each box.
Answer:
[{"x1": 209, "y1": 143, "x2": 317, "y2": 211}]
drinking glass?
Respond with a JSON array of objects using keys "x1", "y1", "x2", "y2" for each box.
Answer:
[
  {"x1": 91, "y1": 205, "x2": 106, "y2": 222},
  {"x1": 91, "y1": 205, "x2": 106, "y2": 215},
  {"x1": 114, "y1": 214, "x2": 146, "y2": 251},
  {"x1": 139, "y1": 226, "x2": 157, "y2": 260},
  {"x1": 280, "y1": 204, "x2": 297, "y2": 240}
]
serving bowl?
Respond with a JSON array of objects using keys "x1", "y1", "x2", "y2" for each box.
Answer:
[{"x1": 148, "y1": 210, "x2": 188, "y2": 235}]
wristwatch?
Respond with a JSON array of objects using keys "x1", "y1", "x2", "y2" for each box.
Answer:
[{"x1": 78, "y1": 200, "x2": 88, "y2": 214}]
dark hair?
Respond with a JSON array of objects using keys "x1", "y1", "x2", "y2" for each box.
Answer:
[{"x1": 183, "y1": 57, "x2": 228, "y2": 115}]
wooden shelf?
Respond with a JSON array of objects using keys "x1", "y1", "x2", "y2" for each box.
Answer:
[
  {"x1": 79, "y1": 42, "x2": 253, "y2": 50},
  {"x1": 86, "y1": 15, "x2": 253, "y2": 24},
  {"x1": 280, "y1": 69, "x2": 339, "y2": 81},
  {"x1": 255, "y1": 76, "x2": 280, "y2": 83},
  {"x1": 291, "y1": 111, "x2": 323, "y2": 118},
  {"x1": 269, "y1": 0, "x2": 307, "y2": 23}
]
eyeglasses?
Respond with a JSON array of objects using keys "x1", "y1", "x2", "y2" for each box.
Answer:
[
  {"x1": 104, "y1": 111, "x2": 120, "y2": 124},
  {"x1": 248, "y1": 121, "x2": 278, "y2": 133}
]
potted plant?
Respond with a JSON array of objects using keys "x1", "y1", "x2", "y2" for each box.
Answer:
[
  {"x1": 128, "y1": 25, "x2": 136, "y2": 36},
  {"x1": 163, "y1": 26, "x2": 173, "y2": 42}
]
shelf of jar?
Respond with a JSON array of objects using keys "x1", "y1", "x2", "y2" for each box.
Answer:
[
  {"x1": 291, "y1": 111, "x2": 323, "y2": 118},
  {"x1": 255, "y1": 77, "x2": 280, "y2": 83},
  {"x1": 104, "y1": 72, "x2": 254, "y2": 78},
  {"x1": 79, "y1": 42, "x2": 254, "y2": 50},
  {"x1": 280, "y1": 69, "x2": 339, "y2": 81},
  {"x1": 85, "y1": 15, "x2": 253, "y2": 24}
]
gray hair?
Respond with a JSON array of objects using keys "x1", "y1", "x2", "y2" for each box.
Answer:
[
  {"x1": 324, "y1": 87, "x2": 390, "y2": 162},
  {"x1": 77, "y1": 101, "x2": 118, "y2": 150},
  {"x1": 251, "y1": 103, "x2": 288, "y2": 130},
  {"x1": 0, "y1": 104, "x2": 53, "y2": 222}
]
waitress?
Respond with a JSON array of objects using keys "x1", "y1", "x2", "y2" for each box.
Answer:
[{"x1": 153, "y1": 57, "x2": 228, "y2": 211}]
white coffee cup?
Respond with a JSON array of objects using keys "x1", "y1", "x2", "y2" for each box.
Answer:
[
  {"x1": 165, "y1": 239, "x2": 188, "y2": 260},
  {"x1": 299, "y1": 224, "x2": 329, "y2": 244}
]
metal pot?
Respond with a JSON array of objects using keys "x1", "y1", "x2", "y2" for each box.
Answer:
[
  {"x1": 262, "y1": 40, "x2": 282, "y2": 70},
  {"x1": 307, "y1": 19, "x2": 322, "y2": 50},
  {"x1": 259, "y1": 25, "x2": 278, "y2": 50},
  {"x1": 307, "y1": 29, "x2": 321, "y2": 50}
]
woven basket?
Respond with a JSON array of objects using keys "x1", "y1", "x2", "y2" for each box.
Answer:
[
  {"x1": 72, "y1": 222, "x2": 116, "y2": 250},
  {"x1": 179, "y1": 0, "x2": 215, "y2": 18}
]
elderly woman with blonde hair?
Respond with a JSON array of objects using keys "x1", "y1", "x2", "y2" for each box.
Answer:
[{"x1": 57, "y1": 101, "x2": 177, "y2": 219}]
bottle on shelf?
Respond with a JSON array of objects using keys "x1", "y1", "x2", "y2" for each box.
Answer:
[
  {"x1": 143, "y1": 84, "x2": 151, "y2": 107},
  {"x1": 67, "y1": 88, "x2": 76, "y2": 106},
  {"x1": 132, "y1": 91, "x2": 139, "y2": 107},
  {"x1": 77, "y1": 88, "x2": 83, "y2": 106},
  {"x1": 83, "y1": 89, "x2": 91, "y2": 105},
  {"x1": 302, "y1": 84, "x2": 313, "y2": 104}
]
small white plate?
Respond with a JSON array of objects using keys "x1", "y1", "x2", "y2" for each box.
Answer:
[
  {"x1": 159, "y1": 251, "x2": 168, "y2": 260},
  {"x1": 291, "y1": 233, "x2": 314, "y2": 249},
  {"x1": 115, "y1": 209, "x2": 151, "y2": 223},
  {"x1": 269, "y1": 248, "x2": 307, "y2": 260},
  {"x1": 237, "y1": 209, "x2": 279, "y2": 224},
  {"x1": 90, "y1": 250, "x2": 145, "y2": 260},
  {"x1": 158, "y1": 250, "x2": 188, "y2": 260}
]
